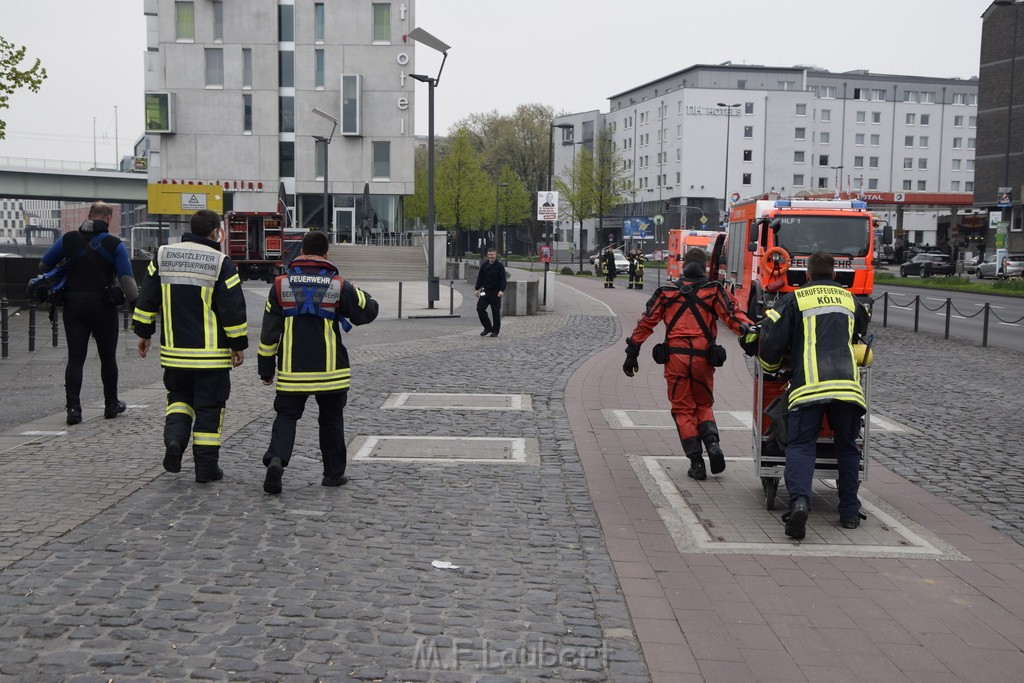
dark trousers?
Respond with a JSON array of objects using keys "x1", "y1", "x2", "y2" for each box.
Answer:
[
  {"x1": 784, "y1": 400, "x2": 863, "y2": 518},
  {"x1": 163, "y1": 368, "x2": 231, "y2": 476},
  {"x1": 62, "y1": 297, "x2": 120, "y2": 407},
  {"x1": 263, "y1": 391, "x2": 348, "y2": 479},
  {"x1": 477, "y1": 290, "x2": 501, "y2": 332}
]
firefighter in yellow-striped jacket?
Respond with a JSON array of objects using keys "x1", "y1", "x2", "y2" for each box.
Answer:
[
  {"x1": 257, "y1": 231, "x2": 379, "y2": 495},
  {"x1": 133, "y1": 209, "x2": 249, "y2": 484}
]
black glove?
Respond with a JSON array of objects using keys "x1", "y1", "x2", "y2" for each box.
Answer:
[{"x1": 623, "y1": 354, "x2": 639, "y2": 377}]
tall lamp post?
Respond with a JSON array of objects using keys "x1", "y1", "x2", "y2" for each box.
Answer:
[
  {"x1": 495, "y1": 181, "x2": 508, "y2": 258},
  {"x1": 409, "y1": 27, "x2": 451, "y2": 309},
  {"x1": 312, "y1": 107, "x2": 338, "y2": 240},
  {"x1": 545, "y1": 122, "x2": 574, "y2": 306},
  {"x1": 717, "y1": 102, "x2": 741, "y2": 226}
]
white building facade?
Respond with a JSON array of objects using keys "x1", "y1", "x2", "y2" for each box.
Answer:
[
  {"x1": 555, "y1": 64, "x2": 979, "y2": 250},
  {"x1": 143, "y1": 0, "x2": 417, "y2": 241}
]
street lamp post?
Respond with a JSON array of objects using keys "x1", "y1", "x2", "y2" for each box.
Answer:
[
  {"x1": 409, "y1": 27, "x2": 451, "y2": 309},
  {"x1": 311, "y1": 107, "x2": 338, "y2": 240},
  {"x1": 717, "y1": 102, "x2": 741, "y2": 226},
  {"x1": 495, "y1": 182, "x2": 508, "y2": 258},
  {"x1": 545, "y1": 122, "x2": 574, "y2": 306},
  {"x1": 829, "y1": 164, "x2": 845, "y2": 196}
]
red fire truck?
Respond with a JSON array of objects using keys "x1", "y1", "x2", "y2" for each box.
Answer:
[
  {"x1": 223, "y1": 211, "x2": 305, "y2": 281},
  {"x1": 665, "y1": 230, "x2": 718, "y2": 279},
  {"x1": 708, "y1": 195, "x2": 889, "y2": 318}
]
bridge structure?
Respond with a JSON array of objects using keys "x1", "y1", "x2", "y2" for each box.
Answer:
[{"x1": 0, "y1": 156, "x2": 147, "y2": 203}]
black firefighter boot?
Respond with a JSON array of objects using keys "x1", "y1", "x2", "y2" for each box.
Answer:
[
  {"x1": 682, "y1": 436, "x2": 706, "y2": 481},
  {"x1": 699, "y1": 421, "x2": 726, "y2": 475}
]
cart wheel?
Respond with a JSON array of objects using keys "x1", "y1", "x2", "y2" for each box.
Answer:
[{"x1": 762, "y1": 477, "x2": 779, "y2": 510}]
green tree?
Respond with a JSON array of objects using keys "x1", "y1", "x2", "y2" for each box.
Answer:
[
  {"x1": 0, "y1": 37, "x2": 47, "y2": 140},
  {"x1": 404, "y1": 145, "x2": 428, "y2": 224},
  {"x1": 589, "y1": 127, "x2": 631, "y2": 242},
  {"x1": 554, "y1": 146, "x2": 595, "y2": 269},
  {"x1": 496, "y1": 165, "x2": 532, "y2": 255},
  {"x1": 436, "y1": 127, "x2": 490, "y2": 257}
]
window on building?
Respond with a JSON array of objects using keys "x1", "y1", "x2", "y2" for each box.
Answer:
[
  {"x1": 372, "y1": 141, "x2": 390, "y2": 178},
  {"x1": 917, "y1": 180, "x2": 927, "y2": 191},
  {"x1": 870, "y1": 134, "x2": 880, "y2": 146},
  {"x1": 872, "y1": 89, "x2": 886, "y2": 101},
  {"x1": 819, "y1": 154, "x2": 829, "y2": 166},
  {"x1": 852, "y1": 177, "x2": 863, "y2": 190},
  {"x1": 279, "y1": 4, "x2": 294, "y2": 42},
  {"x1": 906, "y1": 113, "x2": 916, "y2": 125},
  {"x1": 869, "y1": 156, "x2": 879, "y2": 169},
  {"x1": 854, "y1": 156, "x2": 864, "y2": 168},
  {"x1": 242, "y1": 94, "x2": 252, "y2": 133},
  {"x1": 796, "y1": 103, "x2": 807, "y2": 116},
  {"x1": 855, "y1": 133, "x2": 865, "y2": 145},
  {"x1": 921, "y1": 91, "x2": 935, "y2": 104},
  {"x1": 779, "y1": 81, "x2": 795, "y2": 91},
  {"x1": 853, "y1": 88, "x2": 869, "y2": 100},
  {"x1": 820, "y1": 86, "x2": 836, "y2": 99},
  {"x1": 315, "y1": 49, "x2": 325, "y2": 88},
  {"x1": 969, "y1": 115, "x2": 977, "y2": 128},
  {"x1": 868, "y1": 178, "x2": 879, "y2": 190},
  {"x1": 737, "y1": 79, "x2": 746, "y2": 90},
  {"x1": 743, "y1": 126, "x2": 753, "y2": 138},
  {"x1": 856, "y1": 111, "x2": 866, "y2": 123},
  {"x1": 921, "y1": 113, "x2": 930, "y2": 126},
  {"x1": 342, "y1": 74, "x2": 361, "y2": 135},
  {"x1": 872, "y1": 111, "x2": 881, "y2": 124},
  {"x1": 315, "y1": 138, "x2": 326, "y2": 178},
  {"x1": 795, "y1": 127, "x2": 806, "y2": 140},
  {"x1": 903, "y1": 180, "x2": 912, "y2": 190},
  {"x1": 821, "y1": 109, "x2": 831, "y2": 122},
  {"x1": 903, "y1": 157, "x2": 913, "y2": 169},
  {"x1": 951, "y1": 180, "x2": 961, "y2": 191},
  {"x1": 242, "y1": 48, "x2": 252, "y2": 88},
  {"x1": 953, "y1": 115, "x2": 964, "y2": 127},
  {"x1": 372, "y1": 3, "x2": 391, "y2": 42},
  {"x1": 205, "y1": 48, "x2": 224, "y2": 86},
  {"x1": 279, "y1": 141, "x2": 295, "y2": 177},
  {"x1": 903, "y1": 91, "x2": 920, "y2": 103},
  {"x1": 918, "y1": 158, "x2": 927, "y2": 170},
  {"x1": 793, "y1": 174, "x2": 805, "y2": 186},
  {"x1": 966, "y1": 181, "x2": 975, "y2": 192},
  {"x1": 952, "y1": 137, "x2": 962, "y2": 149},
  {"x1": 967, "y1": 159, "x2": 975, "y2": 171},
  {"x1": 175, "y1": 1, "x2": 194, "y2": 40},
  {"x1": 279, "y1": 51, "x2": 294, "y2": 87},
  {"x1": 742, "y1": 102, "x2": 753, "y2": 114},
  {"x1": 952, "y1": 93, "x2": 967, "y2": 105},
  {"x1": 315, "y1": 3, "x2": 325, "y2": 41},
  {"x1": 952, "y1": 159, "x2": 961, "y2": 171},
  {"x1": 743, "y1": 149, "x2": 753, "y2": 162},
  {"x1": 279, "y1": 96, "x2": 294, "y2": 132},
  {"x1": 919, "y1": 136, "x2": 928, "y2": 148},
  {"x1": 820, "y1": 131, "x2": 830, "y2": 144},
  {"x1": 904, "y1": 135, "x2": 914, "y2": 147},
  {"x1": 742, "y1": 173, "x2": 752, "y2": 185},
  {"x1": 969, "y1": 94, "x2": 978, "y2": 106},
  {"x1": 794, "y1": 150, "x2": 805, "y2": 163},
  {"x1": 968, "y1": 137, "x2": 976, "y2": 149},
  {"x1": 213, "y1": 1, "x2": 223, "y2": 41},
  {"x1": 818, "y1": 177, "x2": 829, "y2": 189}
]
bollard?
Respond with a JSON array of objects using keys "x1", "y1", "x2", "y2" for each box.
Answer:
[
  {"x1": 913, "y1": 295, "x2": 920, "y2": 333},
  {"x1": 51, "y1": 305, "x2": 59, "y2": 347},
  {"x1": 882, "y1": 292, "x2": 889, "y2": 328},
  {"x1": 982, "y1": 303, "x2": 990, "y2": 348},
  {"x1": 28, "y1": 300, "x2": 37, "y2": 353},
  {"x1": 397, "y1": 281, "x2": 403, "y2": 320},
  {"x1": 944, "y1": 297, "x2": 951, "y2": 340},
  {"x1": 1, "y1": 298, "x2": 8, "y2": 359},
  {"x1": 449, "y1": 280, "x2": 455, "y2": 314}
]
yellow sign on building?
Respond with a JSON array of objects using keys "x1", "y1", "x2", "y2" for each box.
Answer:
[{"x1": 147, "y1": 184, "x2": 224, "y2": 216}]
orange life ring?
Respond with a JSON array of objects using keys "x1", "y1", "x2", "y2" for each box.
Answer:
[{"x1": 761, "y1": 247, "x2": 791, "y2": 275}]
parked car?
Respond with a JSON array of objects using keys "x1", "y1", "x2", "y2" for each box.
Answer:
[
  {"x1": 899, "y1": 253, "x2": 955, "y2": 277},
  {"x1": 592, "y1": 249, "x2": 631, "y2": 276},
  {"x1": 977, "y1": 253, "x2": 1024, "y2": 279},
  {"x1": 964, "y1": 256, "x2": 981, "y2": 275}
]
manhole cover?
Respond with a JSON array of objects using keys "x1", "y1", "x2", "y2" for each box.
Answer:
[{"x1": 351, "y1": 436, "x2": 536, "y2": 464}]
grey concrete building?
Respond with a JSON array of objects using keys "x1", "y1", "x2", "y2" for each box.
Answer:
[
  {"x1": 142, "y1": 0, "x2": 416, "y2": 241},
  {"x1": 556, "y1": 63, "x2": 978, "y2": 251},
  {"x1": 977, "y1": 0, "x2": 1024, "y2": 252}
]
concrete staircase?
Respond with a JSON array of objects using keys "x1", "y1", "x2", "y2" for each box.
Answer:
[{"x1": 325, "y1": 244, "x2": 427, "y2": 282}]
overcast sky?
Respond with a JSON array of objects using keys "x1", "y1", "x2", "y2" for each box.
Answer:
[{"x1": 0, "y1": 0, "x2": 991, "y2": 165}]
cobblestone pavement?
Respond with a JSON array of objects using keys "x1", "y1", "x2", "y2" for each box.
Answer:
[
  {"x1": 1, "y1": 274, "x2": 1024, "y2": 681},
  {"x1": 0, "y1": 280, "x2": 649, "y2": 681}
]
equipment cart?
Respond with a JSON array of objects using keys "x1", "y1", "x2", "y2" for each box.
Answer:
[{"x1": 752, "y1": 364, "x2": 871, "y2": 510}]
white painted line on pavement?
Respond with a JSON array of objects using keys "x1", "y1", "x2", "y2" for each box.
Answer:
[{"x1": 553, "y1": 280, "x2": 615, "y2": 316}]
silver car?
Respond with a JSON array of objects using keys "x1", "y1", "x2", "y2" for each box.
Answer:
[{"x1": 977, "y1": 253, "x2": 1024, "y2": 279}]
